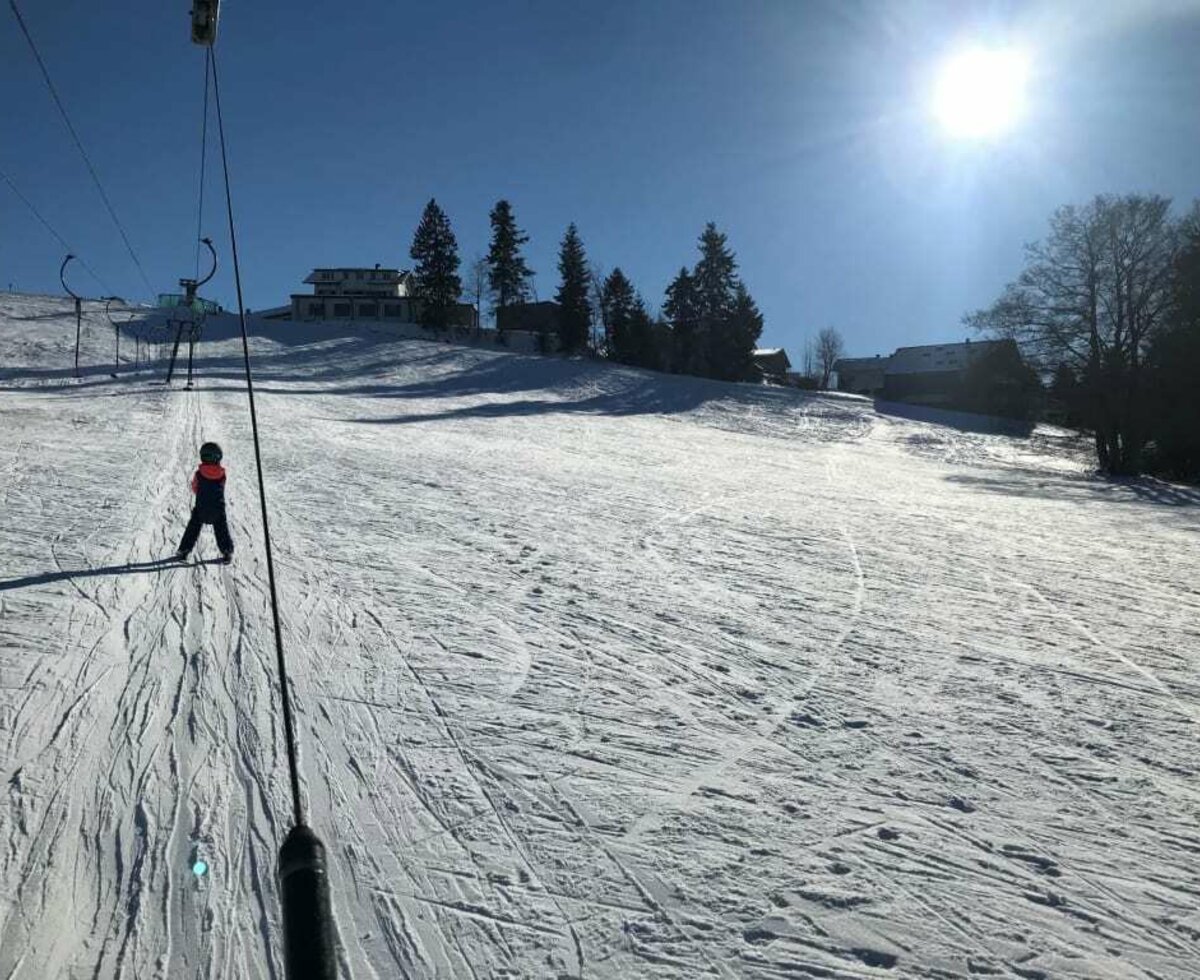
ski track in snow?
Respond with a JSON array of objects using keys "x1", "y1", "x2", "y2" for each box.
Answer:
[{"x1": 1, "y1": 293, "x2": 1199, "y2": 979}]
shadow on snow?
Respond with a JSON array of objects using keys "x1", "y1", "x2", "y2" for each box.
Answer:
[
  {"x1": 0, "y1": 558, "x2": 224, "y2": 593},
  {"x1": 945, "y1": 472, "x2": 1200, "y2": 510}
]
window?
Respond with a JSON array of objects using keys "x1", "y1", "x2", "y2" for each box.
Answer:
[
  {"x1": 308, "y1": 302, "x2": 324, "y2": 318},
  {"x1": 383, "y1": 303, "x2": 402, "y2": 318},
  {"x1": 333, "y1": 303, "x2": 352, "y2": 318},
  {"x1": 358, "y1": 303, "x2": 378, "y2": 318}
]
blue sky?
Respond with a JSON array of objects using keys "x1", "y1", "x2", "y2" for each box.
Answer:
[{"x1": 3, "y1": 1, "x2": 1198, "y2": 359}]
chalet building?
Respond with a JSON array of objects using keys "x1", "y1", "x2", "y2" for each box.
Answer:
[
  {"x1": 290, "y1": 266, "x2": 473, "y2": 325},
  {"x1": 752, "y1": 348, "x2": 792, "y2": 383},
  {"x1": 290, "y1": 266, "x2": 413, "y2": 321}
]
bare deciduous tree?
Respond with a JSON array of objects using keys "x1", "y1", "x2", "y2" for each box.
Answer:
[
  {"x1": 588, "y1": 263, "x2": 607, "y2": 354},
  {"x1": 817, "y1": 326, "x2": 844, "y2": 390},
  {"x1": 967, "y1": 194, "x2": 1180, "y2": 473},
  {"x1": 467, "y1": 254, "x2": 488, "y2": 334}
]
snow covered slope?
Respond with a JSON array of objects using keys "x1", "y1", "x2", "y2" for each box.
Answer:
[{"x1": 1, "y1": 293, "x2": 1198, "y2": 979}]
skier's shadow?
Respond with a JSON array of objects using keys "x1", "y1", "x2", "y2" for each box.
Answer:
[{"x1": 0, "y1": 557, "x2": 224, "y2": 593}]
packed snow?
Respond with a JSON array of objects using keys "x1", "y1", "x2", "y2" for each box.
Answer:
[{"x1": 1, "y1": 292, "x2": 1198, "y2": 979}]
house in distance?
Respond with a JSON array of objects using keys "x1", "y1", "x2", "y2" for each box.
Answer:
[
  {"x1": 835, "y1": 339, "x2": 1039, "y2": 419},
  {"x1": 752, "y1": 348, "x2": 792, "y2": 384},
  {"x1": 285, "y1": 266, "x2": 474, "y2": 326}
]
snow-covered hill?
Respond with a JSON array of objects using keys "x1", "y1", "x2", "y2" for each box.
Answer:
[{"x1": 1, "y1": 293, "x2": 1197, "y2": 979}]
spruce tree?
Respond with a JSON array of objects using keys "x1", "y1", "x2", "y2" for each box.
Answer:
[
  {"x1": 663, "y1": 266, "x2": 700, "y2": 375},
  {"x1": 602, "y1": 268, "x2": 637, "y2": 364},
  {"x1": 628, "y1": 299, "x2": 661, "y2": 371},
  {"x1": 487, "y1": 200, "x2": 534, "y2": 327},
  {"x1": 409, "y1": 198, "x2": 462, "y2": 330},
  {"x1": 555, "y1": 223, "x2": 591, "y2": 354},
  {"x1": 692, "y1": 223, "x2": 755, "y2": 380},
  {"x1": 720, "y1": 282, "x2": 764, "y2": 381},
  {"x1": 693, "y1": 222, "x2": 738, "y2": 319}
]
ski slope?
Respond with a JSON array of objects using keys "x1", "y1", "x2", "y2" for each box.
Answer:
[{"x1": 1, "y1": 293, "x2": 1198, "y2": 979}]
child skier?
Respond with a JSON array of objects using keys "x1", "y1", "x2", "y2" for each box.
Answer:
[{"x1": 175, "y1": 442, "x2": 234, "y2": 563}]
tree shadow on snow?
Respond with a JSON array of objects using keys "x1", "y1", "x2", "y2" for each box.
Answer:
[
  {"x1": 0, "y1": 310, "x2": 867, "y2": 433},
  {"x1": 0, "y1": 557, "x2": 223, "y2": 593},
  {"x1": 945, "y1": 471, "x2": 1200, "y2": 512},
  {"x1": 874, "y1": 399, "x2": 1036, "y2": 437},
  {"x1": 336, "y1": 362, "x2": 785, "y2": 425}
]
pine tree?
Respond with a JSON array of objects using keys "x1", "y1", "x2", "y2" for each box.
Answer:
[
  {"x1": 721, "y1": 282, "x2": 764, "y2": 381},
  {"x1": 663, "y1": 266, "x2": 700, "y2": 375},
  {"x1": 627, "y1": 299, "x2": 661, "y2": 371},
  {"x1": 555, "y1": 223, "x2": 591, "y2": 354},
  {"x1": 602, "y1": 268, "x2": 637, "y2": 364},
  {"x1": 693, "y1": 222, "x2": 738, "y2": 319},
  {"x1": 694, "y1": 222, "x2": 739, "y2": 378},
  {"x1": 409, "y1": 198, "x2": 462, "y2": 330},
  {"x1": 602, "y1": 269, "x2": 661, "y2": 370},
  {"x1": 487, "y1": 200, "x2": 534, "y2": 327}
]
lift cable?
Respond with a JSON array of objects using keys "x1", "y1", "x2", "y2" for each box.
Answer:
[
  {"x1": 208, "y1": 43, "x2": 306, "y2": 828},
  {"x1": 9, "y1": 0, "x2": 156, "y2": 300},
  {"x1": 0, "y1": 165, "x2": 115, "y2": 295},
  {"x1": 194, "y1": 54, "x2": 211, "y2": 281}
]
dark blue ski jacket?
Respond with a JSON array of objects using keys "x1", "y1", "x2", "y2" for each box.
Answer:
[{"x1": 190, "y1": 462, "x2": 226, "y2": 517}]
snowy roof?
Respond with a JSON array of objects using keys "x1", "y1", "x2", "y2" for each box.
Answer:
[
  {"x1": 752, "y1": 348, "x2": 792, "y2": 373},
  {"x1": 885, "y1": 340, "x2": 1007, "y2": 376}
]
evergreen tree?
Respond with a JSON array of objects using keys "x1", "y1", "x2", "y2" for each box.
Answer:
[
  {"x1": 692, "y1": 222, "x2": 742, "y2": 379},
  {"x1": 602, "y1": 268, "x2": 637, "y2": 364},
  {"x1": 627, "y1": 299, "x2": 661, "y2": 371},
  {"x1": 725, "y1": 282, "x2": 764, "y2": 381},
  {"x1": 661, "y1": 225, "x2": 766, "y2": 379},
  {"x1": 703, "y1": 281, "x2": 763, "y2": 381},
  {"x1": 409, "y1": 198, "x2": 462, "y2": 331},
  {"x1": 602, "y1": 268, "x2": 662, "y2": 370},
  {"x1": 663, "y1": 266, "x2": 699, "y2": 375},
  {"x1": 487, "y1": 200, "x2": 534, "y2": 326},
  {"x1": 555, "y1": 223, "x2": 591, "y2": 354},
  {"x1": 693, "y1": 222, "x2": 739, "y2": 319}
]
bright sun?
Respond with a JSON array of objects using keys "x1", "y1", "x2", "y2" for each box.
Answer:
[{"x1": 932, "y1": 46, "x2": 1030, "y2": 139}]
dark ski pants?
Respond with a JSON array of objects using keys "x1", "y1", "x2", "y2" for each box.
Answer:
[{"x1": 178, "y1": 508, "x2": 233, "y2": 556}]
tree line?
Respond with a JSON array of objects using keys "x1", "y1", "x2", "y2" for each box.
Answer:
[
  {"x1": 969, "y1": 193, "x2": 1200, "y2": 480},
  {"x1": 407, "y1": 198, "x2": 764, "y2": 382}
]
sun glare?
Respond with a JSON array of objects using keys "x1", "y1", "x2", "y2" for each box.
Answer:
[{"x1": 933, "y1": 46, "x2": 1030, "y2": 139}]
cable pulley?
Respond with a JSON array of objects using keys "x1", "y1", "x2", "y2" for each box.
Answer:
[
  {"x1": 190, "y1": 0, "x2": 220, "y2": 46},
  {"x1": 59, "y1": 254, "x2": 82, "y2": 378}
]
